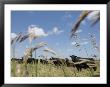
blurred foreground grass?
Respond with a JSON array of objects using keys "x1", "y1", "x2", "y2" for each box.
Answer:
[{"x1": 11, "y1": 60, "x2": 100, "y2": 77}]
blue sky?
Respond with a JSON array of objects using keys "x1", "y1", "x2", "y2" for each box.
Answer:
[{"x1": 11, "y1": 11, "x2": 100, "y2": 59}]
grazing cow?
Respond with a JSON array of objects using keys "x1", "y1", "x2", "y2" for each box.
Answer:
[
  {"x1": 74, "y1": 62, "x2": 97, "y2": 71},
  {"x1": 11, "y1": 58, "x2": 23, "y2": 64},
  {"x1": 50, "y1": 57, "x2": 60, "y2": 60},
  {"x1": 50, "y1": 57, "x2": 71, "y2": 67},
  {"x1": 40, "y1": 59, "x2": 48, "y2": 64},
  {"x1": 49, "y1": 57, "x2": 62, "y2": 66},
  {"x1": 26, "y1": 58, "x2": 38, "y2": 64},
  {"x1": 52, "y1": 60, "x2": 62, "y2": 66},
  {"x1": 26, "y1": 58, "x2": 35, "y2": 64},
  {"x1": 11, "y1": 58, "x2": 17, "y2": 62},
  {"x1": 17, "y1": 59, "x2": 23, "y2": 64},
  {"x1": 11, "y1": 57, "x2": 39, "y2": 64},
  {"x1": 35, "y1": 59, "x2": 38, "y2": 64},
  {"x1": 53, "y1": 59, "x2": 67, "y2": 66}
]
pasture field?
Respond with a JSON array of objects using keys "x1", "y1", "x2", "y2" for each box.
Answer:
[
  {"x1": 11, "y1": 60, "x2": 100, "y2": 77},
  {"x1": 11, "y1": 11, "x2": 100, "y2": 77}
]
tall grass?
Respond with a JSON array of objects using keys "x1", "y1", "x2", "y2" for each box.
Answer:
[
  {"x1": 71, "y1": 11, "x2": 100, "y2": 38},
  {"x1": 11, "y1": 60, "x2": 100, "y2": 77}
]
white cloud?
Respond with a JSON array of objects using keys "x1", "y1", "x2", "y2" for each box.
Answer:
[
  {"x1": 71, "y1": 41, "x2": 88, "y2": 46},
  {"x1": 11, "y1": 33, "x2": 17, "y2": 39},
  {"x1": 53, "y1": 27, "x2": 64, "y2": 34},
  {"x1": 27, "y1": 25, "x2": 64, "y2": 42},
  {"x1": 47, "y1": 27, "x2": 64, "y2": 35},
  {"x1": 75, "y1": 29, "x2": 82, "y2": 33},
  {"x1": 71, "y1": 41, "x2": 76, "y2": 45},
  {"x1": 53, "y1": 27, "x2": 58, "y2": 33},
  {"x1": 28, "y1": 25, "x2": 48, "y2": 37},
  {"x1": 44, "y1": 47, "x2": 56, "y2": 55},
  {"x1": 80, "y1": 42, "x2": 88, "y2": 45},
  {"x1": 87, "y1": 11, "x2": 100, "y2": 22}
]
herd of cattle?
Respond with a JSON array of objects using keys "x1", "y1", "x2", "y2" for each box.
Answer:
[{"x1": 11, "y1": 55, "x2": 97, "y2": 71}]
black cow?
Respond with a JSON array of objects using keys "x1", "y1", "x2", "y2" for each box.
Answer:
[
  {"x1": 52, "y1": 60, "x2": 62, "y2": 66},
  {"x1": 74, "y1": 63, "x2": 90, "y2": 71},
  {"x1": 70, "y1": 55, "x2": 80, "y2": 62},
  {"x1": 27, "y1": 58, "x2": 38, "y2": 64},
  {"x1": 11, "y1": 58, "x2": 17, "y2": 62},
  {"x1": 49, "y1": 57, "x2": 63, "y2": 66},
  {"x1": 74, "y1": 62, "x2": 97, "y2": 71},
  {"x1": 17, "y1": 59, "x2": 23, "y2": 64},
  {"x1": 11, "y1": 58, "x2": 23, "y2": 64},
  {"x1": 50, "y1": 57, "x2": 60, "y2": 60},
  {"x1": 11, "y1": 57, "x2": 39, "y2": 64},
  {"x1": 40, "y1": 59, "x2": 48, "y2": 64}
]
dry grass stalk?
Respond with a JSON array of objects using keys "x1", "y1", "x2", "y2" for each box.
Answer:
[
  {"x1": 89, "y1": 34, "x2": 99, "y2": 52},
  {"x1": 71, "y1": 11, "x2": 100, "y2": 38},
  {"x1": 22, "y1": 42, "x2": 47, "y2": 76},
  {"x1": 19, "y1": 34, "x2": 29, "y2": 43},
  {"x1": 16, "y1": 32, "x2": 23, "y2": 42},
  {"x1": 11, "y1": 36, "x2": 18, "y2": 45},
  {"x1": 33, "y1": 42, "x2": 47, "y2": 51},
  {"x1": 16, "y1": 64, "x2": 21, "y2": 76},
  {"x1": 43, "y1": 47, "x2": 56, "y2": 55},
  {"x1": 23, "y1": 42, "x2": 47, "y2": 62},
  {"x1": 71, "y1": 11, "x2": 92, "y2": 37},
  {"x1": 11, "y1": 32, "x2": 22, "y2": 44}
]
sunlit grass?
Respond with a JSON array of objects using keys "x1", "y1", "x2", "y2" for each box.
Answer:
[{"x1": 11, "y1": 60, "x2": 100, "y2": 77}]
